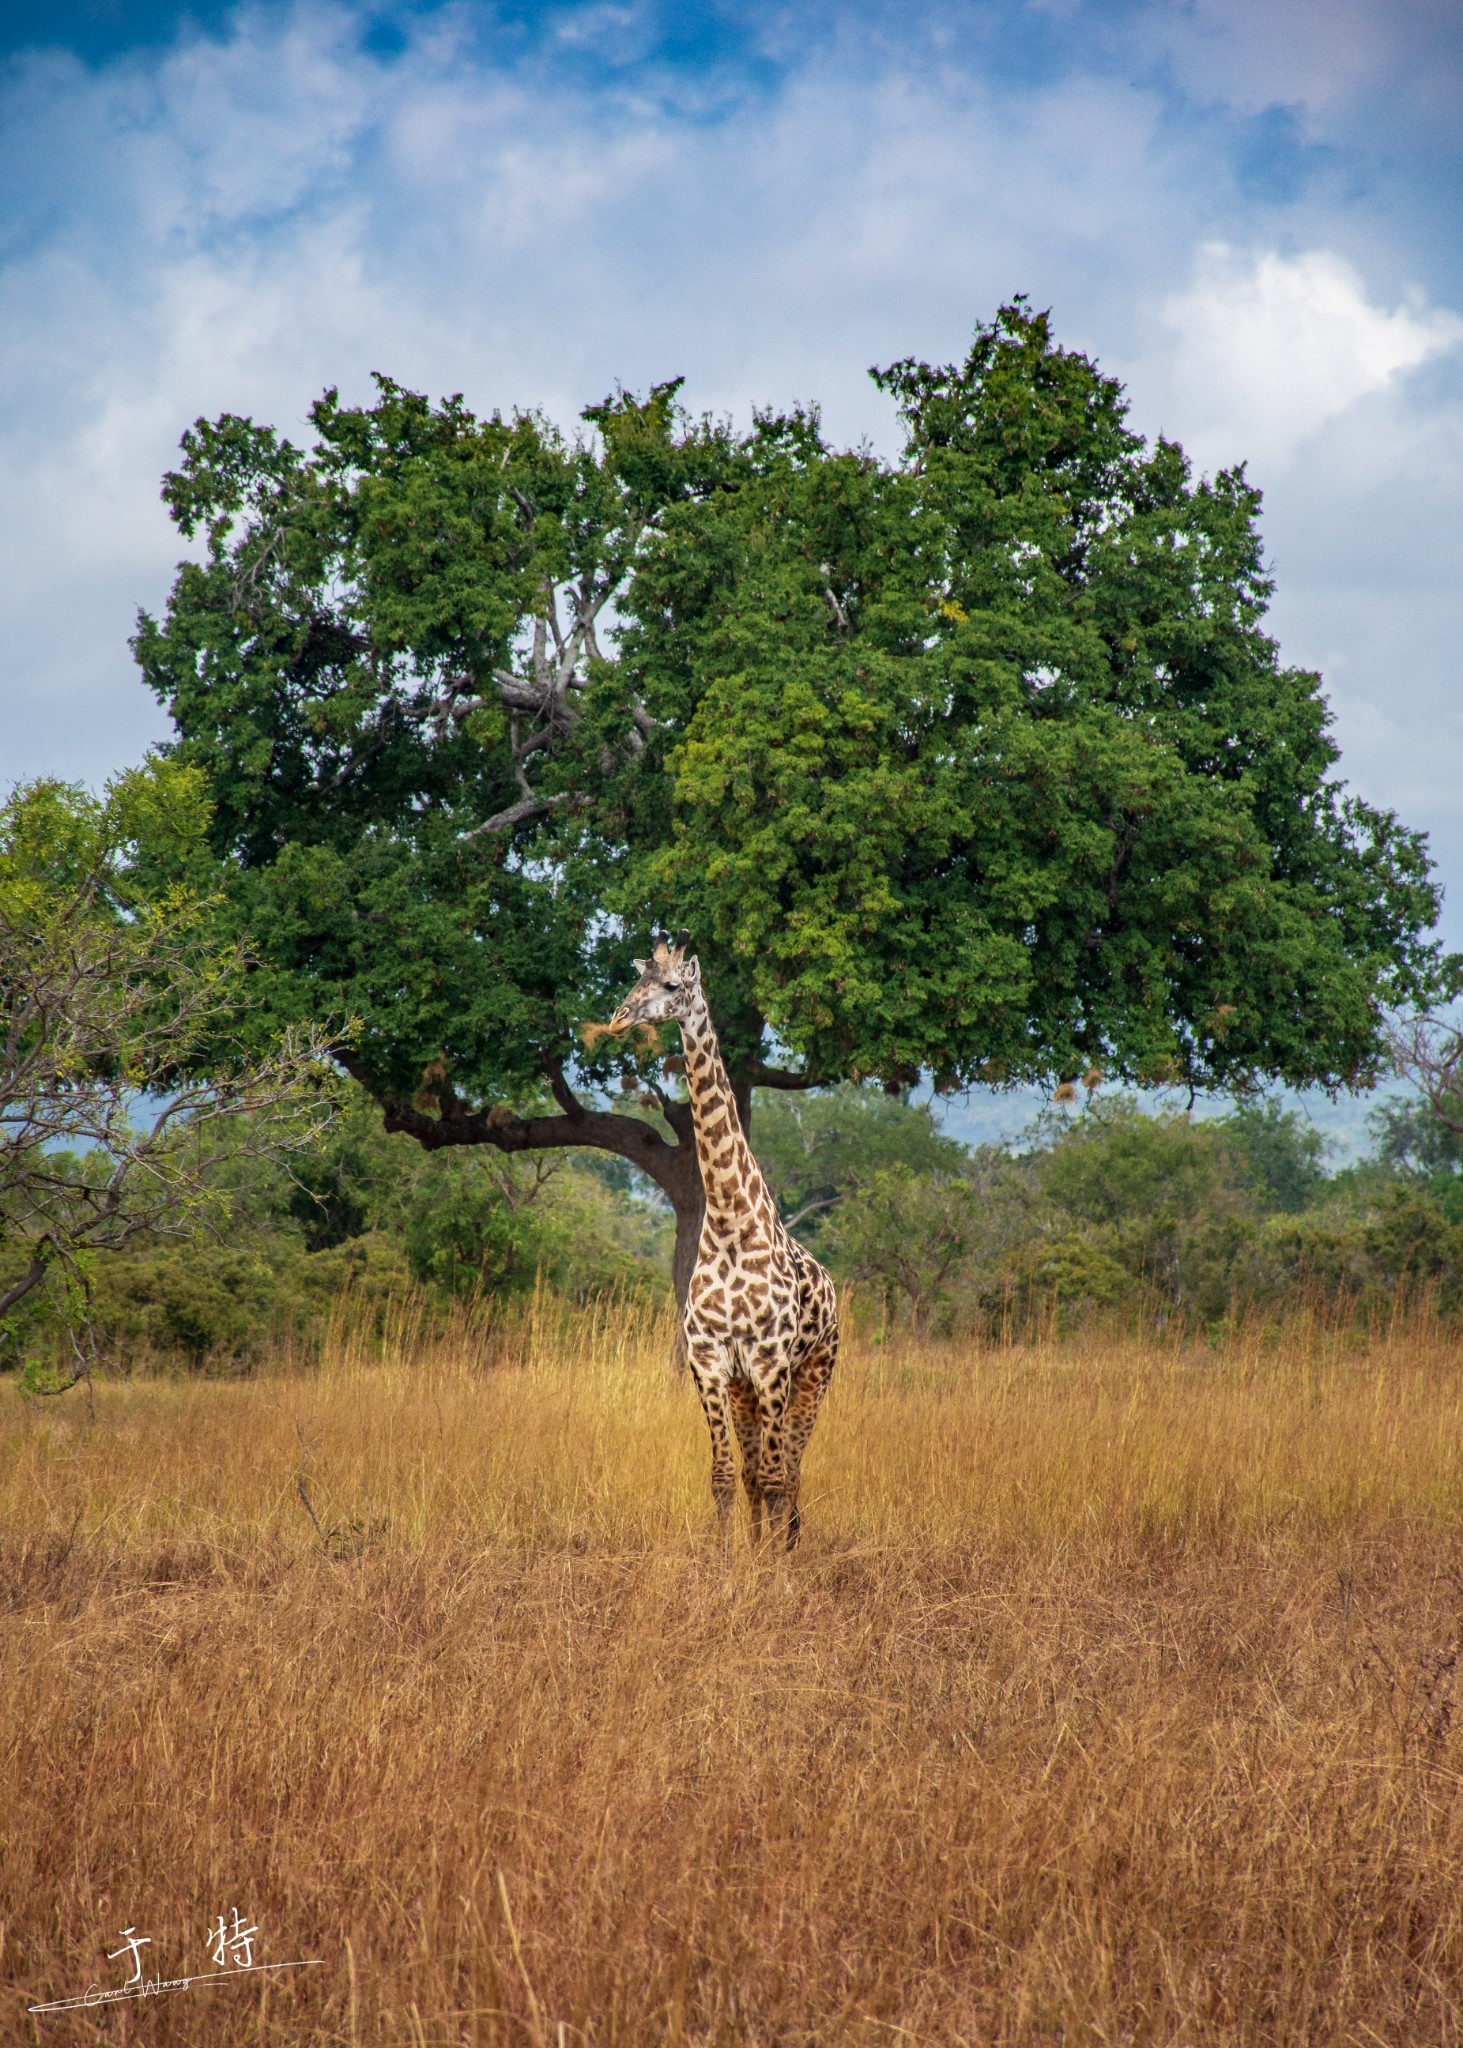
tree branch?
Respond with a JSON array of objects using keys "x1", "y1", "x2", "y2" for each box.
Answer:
[
  {"x1": 0, "y1": 1254, "x2": 49, "y2": 1320},
  {"x1": 545, "y1": 1059, "x2": 585, "y2": 1120},
  {"x1": 1388, "y1": 1013, "x2": 1463, "y2": 1134},
  {"x1": 782, "y1": 1192, "x2": 840, "y2": 1232},
  {"x1": 336, "y1": 1051, "x2": 690, "y2": 1176},
  {"x1": 467, "y1": 789, "x2": 573, "y2": 838},
  {"x1": 747, "y1": 1063, "x2": 828, "y2": 1092},
  {"x1": 493, "y1": 676, "x2": 546, "y2": 714},
  {"x1": 820, "y1": 564, "x2": 851, "y2": 634}
]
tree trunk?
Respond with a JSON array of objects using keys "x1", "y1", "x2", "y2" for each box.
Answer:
[
  {"x1": 654, "y1": 1098, "x2": 704, "y2": 1374},
  {"x1": 732, "y1": 1076, "x2": 753, "y2": 1138},
  {"x1": 651, "y1": 1101, "x2": 706, "y2": 1329},
  {"x1": 666, "y1": 1177, "x2": 704, "y2": 1376},
  {"x1": 668, "y1": 1176, "x2": 706, "y2": 1314}
]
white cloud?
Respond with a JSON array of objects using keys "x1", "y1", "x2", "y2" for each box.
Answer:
[
  {"x1": 1152, "y1": 0, "x2": 1392, "y2": 117},
  {"x1": 0, "y1": 5, "x2": 1195, "y2": 800},
  {"x1": 1145, "y1": 244, "x2": 1463, "y2": 471},
  {"x1": 1, "y1": 2, "x2": 1461, "y2": 948},
  {"x1": 1139, "y1": 0, "x2": 1463, "y2": 141}
]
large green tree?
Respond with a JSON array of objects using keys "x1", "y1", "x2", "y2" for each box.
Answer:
[{"x1": 135, "y1": 304, "x2": 1443, "y2": 1299}]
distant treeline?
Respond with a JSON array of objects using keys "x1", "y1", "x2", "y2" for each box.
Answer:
[
  {"x1": 775, "y1": 1086, "x2": 1463, "y2": 1338},
  {"x1": 6, "y1": 1080, "x2": 1463, "y2": 1371}
]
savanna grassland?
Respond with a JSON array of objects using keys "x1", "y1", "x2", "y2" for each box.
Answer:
[{"x1": 5, "y1": 1303, "x2": 1463, "y2": 2046}]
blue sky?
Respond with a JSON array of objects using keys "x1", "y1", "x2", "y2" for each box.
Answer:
[{"x1": 3, "y1": 0, "x2": 1462, "y2": 994}]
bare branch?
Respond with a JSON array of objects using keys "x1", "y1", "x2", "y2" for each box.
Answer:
[
  {"x1": 542, "y1": 578, "x2": 565, "y2": 662},
  {"x1": 513, "y1": 725, "x2": 555, "y2": 765},
  {"x1": 464, "y1": 791, "x2": 573, "y2": 838},
  {"x1": 334, "y1": 1049, "x2": 689, "y2": 1175},
  {"x1": 1387, "y1": 1011, "x2": 1463, "y2": 1134},
  {"x1": 820, "y1": 564, "x2": 851, "y2": 634},
  {"x1": 496, "y1": 678, "x2": 548, "y2": 714},
  {"x1": 0, "y1": 1255, "x2": 47, "y2": 1321}
]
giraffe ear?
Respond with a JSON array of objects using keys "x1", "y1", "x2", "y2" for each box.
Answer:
[{"x1": 632, "y1": 958, "x2": 648, "y2": 974}]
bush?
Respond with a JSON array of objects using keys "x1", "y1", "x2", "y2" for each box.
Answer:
[
  {"x1": 751, "y1": 1085, "x2": 966, "y2": 1242},
  {"x1": 807, "y1": 1089, "x2": 1463, "y2": 1339},
  {"x1": 16, "y1": 1068, "x2": 1463, "y2": 1371},
  {"x1": 84, "y1": 1232, "x2": 415, "y2": 1370},
  {"x1": 399, "y1": 1152, "x2": 670, "y2": 1303},
  {"x1": 4, "y1": 1083, "x2": 672, "y2": 1376}
]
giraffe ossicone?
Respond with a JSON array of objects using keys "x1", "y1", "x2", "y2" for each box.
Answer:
[{"x1": 605, "y1": 932, "x2": 839, "y2": 1550}]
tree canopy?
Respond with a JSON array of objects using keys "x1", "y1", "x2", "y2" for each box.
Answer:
[{"x1": 134, "y1": 302, "x2": 1444, "y2": 1273}]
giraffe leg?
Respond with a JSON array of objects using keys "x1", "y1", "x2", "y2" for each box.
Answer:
[
  {"x1": 686, "y1": 1342, "x2": 737, "y2": 1535},
  {"x1": 727, "y1": 1377, "x2": 765, "y2": 1543},
  {"x1": 747, "y1": 1347, "x2": 795, "y2": 1549},
  {"x1": 782, "y1": 1336, "x2": 837, "y2": 1552}
]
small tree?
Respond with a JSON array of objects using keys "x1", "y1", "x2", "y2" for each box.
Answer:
[
  {"x1": 1372, "y1": 1091, "x2": 1463, "y2": 1180},
  {"x1": 750, "y1": 1084, "x2": 966, "y2": 1238},
  {"x1": 1219, "y1": 1100, "x2": 1327, "y2": 1213},
  {"x1": 0, "y1": 765, "x2": 330, "y2": 1394},
  {"x1": 1386, "y1": 1010, "x2": 1463, "y2": 1141},
  {"x1": 826, "y1": 1166, "x2": 985, "y2": 1335}
]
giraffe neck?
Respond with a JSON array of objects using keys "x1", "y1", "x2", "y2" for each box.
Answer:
[{"x1": 677, "y1": 991, "x2": 778, "y2": 1244}]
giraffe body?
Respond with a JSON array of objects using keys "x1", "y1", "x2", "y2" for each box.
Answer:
[{"x1": 607, "y1": 937, "x2": 838, "y2": 1549}]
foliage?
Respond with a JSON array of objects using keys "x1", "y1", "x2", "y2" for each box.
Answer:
[
  {"x1": 1219, "y1": 1099, "x2": 1329, "y2": 1213},
  {"x1": 749, "y1": 1084, "x2": 965, "y2": 1238},
  {"x1": 393, "y1": 1147, "x2": 670, "y2": 1302},
  {"x1": 0, "y1": 766, "x2": 331, "y2": 1388},
  {"x1": 804, "y1": 1089, "x2": 1463, "y2": 1337},
  {"x1": 1372, "y1": 1094, "x2": 1463, "y2": 1178},
  {"x1": 84, "y1": 1233, "x2": 407, "y2": 1369},
  {"x1": 287, "y1": 1088, "x2": 671, "y2": 1302},
  {"x1": 824, "y1": 1168, "x2": 983, "y2": 1333},
  {"x1": 131, "y1": 377, "x2": 735, "y2": 1201},
  {"x1": 134, "y1": 306, "x2": 1444, "y2": 1271},
  {"x1": 6, "y1": 1081, "x2": 673, "y2": 1373},
  {"x1": 21, "y1": 1061, "x2": 1463, "y2": 1362},
  {"x1": 1368, "y1": 1084, "x2": 1463, "y2": 1224},
  {"x1": 1035, "y1": 1100, "x2": 1248, "y2": 1227},
  {"x1": 637, "y1": 307, "x2": 1441, "y2": 1092}
]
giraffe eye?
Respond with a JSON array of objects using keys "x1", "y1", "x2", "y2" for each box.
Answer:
[{"x1": 664, "y1": 978, "x2": 682, "y2": 991}]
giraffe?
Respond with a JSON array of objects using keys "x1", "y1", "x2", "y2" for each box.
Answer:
[{"x1": 604, "y1": 932, "x2": 838, "y2": 1550}]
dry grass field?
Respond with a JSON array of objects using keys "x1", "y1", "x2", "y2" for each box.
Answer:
[{"x1": 5, "y1": 1299, "x2": 1463, "y2": 2045}]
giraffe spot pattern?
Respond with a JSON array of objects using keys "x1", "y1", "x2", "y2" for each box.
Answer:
[{"x1": 608, "y1": 956, "x2": 838, "y2": 1552}]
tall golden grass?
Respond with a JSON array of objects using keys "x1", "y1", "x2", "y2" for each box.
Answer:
[{"x1": 5, "y1": 1297, "x2": 1463, "y2": 2044}]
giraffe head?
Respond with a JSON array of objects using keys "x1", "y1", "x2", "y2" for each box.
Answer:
[{"x1": 606, "y1": 930, "x2": 701, "y2": 1032}]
